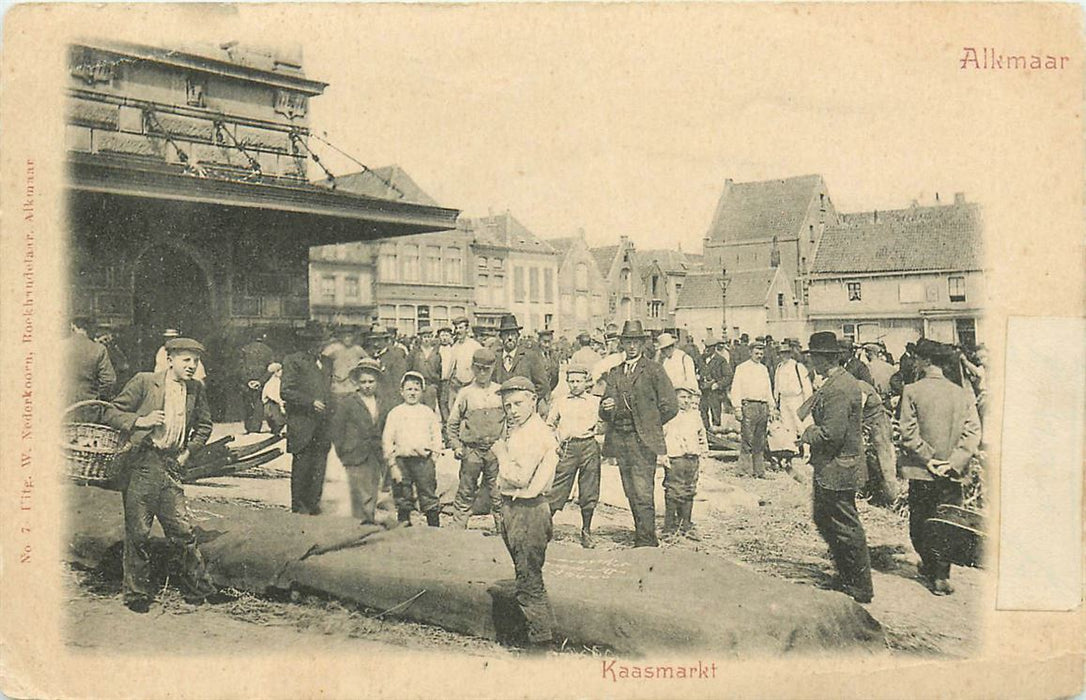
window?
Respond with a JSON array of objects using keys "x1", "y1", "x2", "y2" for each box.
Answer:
[
  {"x1": 378, "y1": 304, "x2": 396, "y2": 328},
  {"x1": 425, "y1": 246, "x2": 441, "y2": 282},
  {"x1": 948, "y1": 275, "x2": 966, "y2": 302},
  {"x1": 842, "y1": 323, "x2": 856, "y2": 342},
  {"x1": 574, "y1": 295, "x2": 587, "y2": 320},
  {"x1": 491, "y1": 258, "x2": 504, "y2": 271},
  {"x1": 649, "y1": 300, "x2": 663, "y2": 318},
  {"x1": 445, "y1": 248, "x2": 462, "y2": 284},
  {"x1": 378, "y1": 244, "x2": 397, "y2": 281},
  {"x1": 777, "y1": 293, "x2": 785, "y2": 308},
  {"x1": 432, "y1": 305, "x2": 449, "y2": 328},
  {"x1": 477, "y1": 256, "x2": 488, "y2": 270},
  {"x1": 623, "y1": 250, "x2": 630, "y2": 263},
  {"x1": 955, "y1": 318, "x2": 977, "y2": 348},
  {"x1": 345, "y1": 276, "x2": 360, "y2": 300},
  {"x1": 514, "y1": 266, "x2": 526, "y2": 302},
  {"x1": 621, "y1": 269, "x2": 631, "y2": 293},
  {"x1": 651, "y1": 275, "x2": 659, "y2": 297},
  {"x1": 529, "y1": 268, "x2": 540, "y2": 302},
  {"x1": 575, "y1": 262, "x2": 588, "y2": 291},
  {"x1": 402, "y1": 245, "x2": 419, "y2": 282},
  {"x1": 856, "y1": 322, "x2": 881, "y2": 344},
  {"x1": 320, "y1": 275, "x2": 336, "y2": 302},
  {"x1": 397, "y1": 305, "x2": 415, "y2": 337},
  {"x1": 819, "y1": 193, "x2": 825, "y2": 211},
  {"x1": 544, "y1": 314, "x2": 553, "y2": 330},
  {"x1": 543, "y1": 268, "x2": 554, "y2": 303},
  {"x1": 492, "y1": 275, "x2": 505, "y2": 306},
  {"x1": 846, "y1": 281, "x2": 862, "y2": 302},
  {"x1": 476, "y1": 274, "x2": 489, "y2": 306},
  {"x1": 417, "y1": 305, "x2": 430, "y2": 325},
  {"x1": 809, "y1": 225, "x2": 815, "y2": 243}
]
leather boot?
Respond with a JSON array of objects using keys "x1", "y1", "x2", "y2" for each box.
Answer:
[
  {"x1": 662, "y1": 501, "x2": 678, "y2": 537},
  {"x1": 425, "y1": 510, "x2": 441, "y2": 527},
  {"x1": 680, "y1": 502, "x2": 701, "y2": 541},
  {"x1": 397, "y1": 509, "x2": 413, "y2": 527},
  {"x1": 580, "y1": 509, "x2": 596, "y2": 549}
]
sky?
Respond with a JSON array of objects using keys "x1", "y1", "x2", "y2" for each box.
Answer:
[{"x1": 41, "y1": 3, "x2": 1083, "y2": 264}]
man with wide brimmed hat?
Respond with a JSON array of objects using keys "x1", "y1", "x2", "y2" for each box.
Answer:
[
  {"x1": 898, "y1": 338, "x2": 981, "y2": 596},
  {"x1": 730, "y1": 338, "x2": 775, "y2": 478},
  {"x1": 281, "y1": 321, "x2": 336, "y2": 515},
  {"x1": 799, "y1": 331, "x2": 874, "y2": 603},
  {"x1": 368, "y1": 323, "x2": 407, "y2": 405},
  {"x1": 598, "y1": 320, "x2": 679, "y2": 547},
  {"x1": 329, "y1": 358, "x2": 389, "y2": 524},
  {"x1": 492, "y1": 314, "x2": 551, "y2": 409},
  {"x1": 656, "y1": 332, "x2": 698, "y2": 395},
  {"x1": 103, "y1": 336, "x2": 219, "y2": 612},
  {"x1": 700, "y1": 335, "x2": 733, "y2": 428}
]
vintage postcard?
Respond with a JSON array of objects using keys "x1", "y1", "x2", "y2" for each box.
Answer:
[{"x1": 0, "y1": 3, "x2": 1082, "y2": 699}]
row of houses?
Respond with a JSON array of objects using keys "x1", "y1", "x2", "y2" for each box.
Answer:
[{"x1": 312, "y1": 170, "x2": 984, "y2": 357}]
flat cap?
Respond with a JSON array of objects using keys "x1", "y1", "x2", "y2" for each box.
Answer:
[
  {"x1": 164, "y1": 338, "x2": 205, "y2": 355},
  {"x1": 401, "y1": 370, "x2": 426, "y2": 388},
  {"x1": 452, "y1": 315, "x2": 470, "y2": 325},
  {"x1": 472, "y1": 347, "x2": 496, "y2": 366},
  {"x1": 565, "y1": 363, "x2": 591, "y2": 376},
  {"x1": 352, "y1": 358, "x2": 384, "y2": 376},
  {"x1": 498, "y1": 376, "x2": 536, "y2": 394}
]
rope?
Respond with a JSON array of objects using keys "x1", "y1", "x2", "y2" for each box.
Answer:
[
  {"x1": 214, "y1": 120, "x2": 263, "y2": 179},
  {"x1": 290, "y1": 130, "x2": 336, "y2": 186},
  {"x1": 142, "y1": 107, "x2": 206, "y2": 177},
  {"x1": 308, "y1": 131, "x2": 405, "y2": 199}
]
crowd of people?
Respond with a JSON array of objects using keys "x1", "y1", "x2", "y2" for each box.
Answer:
[{"x1": 65, "y1": 310, "x2": 986, "y2": 643}]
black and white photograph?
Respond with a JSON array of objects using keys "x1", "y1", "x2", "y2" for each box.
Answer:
[{"x1": 1, "y1": 4, "x2": 1083, "y2": 699}]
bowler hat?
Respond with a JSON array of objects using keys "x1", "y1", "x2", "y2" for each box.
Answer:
[
  {"x1": 368, "y1": 323, "x2": 391, "y2": 339},
  {"x1": 619, "y1": 320, "x2": 649, "y2": 339},
  {"x1": 806, "y1": 331, "x2": 842, "y2": 355},
  {"x1": 497, "y1": 314, "x2": 523, "y2": 333},
  {"x1": 498, "y1": 376, "x2": 536, "y2": 395},
  {"x1": 604, "y1": 323, "x2": 620, "y2": 340},
  {"x1": 656, "y1": 332, "x2": 677, "y2": 349},
  {"x1": 164, "y1": 338, "x2": 205, "y2": 356}
]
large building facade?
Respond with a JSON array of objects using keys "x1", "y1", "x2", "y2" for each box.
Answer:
[
  {"x1": 807, "y1": 195, "x2": 985, "y2": 357},
  {"x1": 547, "y1": 230, "x2": 609, "y2": 335},
  {"x1": 66, "y1": 40, "x2": 458, "y2": 416},
  {"x1": 592, "y1": 236, "x2": 645, "y2": 324}
]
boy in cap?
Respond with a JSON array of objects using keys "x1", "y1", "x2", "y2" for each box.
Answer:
[
  {"x1": 545, "y1": 363, "x2": 603, "y2": 548},
  {"x1": 103, "y1": 337, "x2": 220, "y2": 613},
  {"x1": 447, "y1": 347, "x2": 506, "y2": 530},
  {"x1": 384, "y1": 371, "x2": 444, "y2": 527},
  {"x1": 662, "y1": 385, "x2": 709, "y2": 540},
  {"x1": 329, "y1": 358, "x2": 389, "y2": 524},
  {"x1": 492, "y1": 376, "x2": 559, "y2": 648}
]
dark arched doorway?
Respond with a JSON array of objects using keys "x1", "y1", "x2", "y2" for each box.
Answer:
[{"x1": 132, "y1": 244, "x2": 214, "y2": 370}]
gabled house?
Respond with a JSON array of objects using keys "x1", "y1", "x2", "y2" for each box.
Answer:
[
  {"x1": 469, "y1": 211, "x2": 560, "y2": 334},
  {"x1": 674, "y1": 268, "x2": 799, "y2": 344},
  {"x1": 702, "y1": 174, "x2": 838, "y2": 315},
  {"x1": 546, "y1": 229, "x2": 609, "y2": 335},
  {"x1": 807, "y1": 194, "x2": 985, "y2": 357},
  {"x1": 591, "y1": 235, "x2": 644, "y2": 324},
  {"x1": 638, "y1": 248, "x2": 704, "y2": 328}
]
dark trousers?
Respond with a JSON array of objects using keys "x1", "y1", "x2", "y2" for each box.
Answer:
[
  {"x1": 392, "y1": 455, "x2": 440, "y2": 514},
  {"x1": 700, "y1": 391, "x2": 723, "y2": 427},
  {"x1": 664, "y1": 455, "x2": 700, "y2": 505},
  {"x1": 122, "y1": 449, "x2": 215, "y2": 604},
  {"x1": 612, "y1": 431, "x2": 659, "y2": 547},
  {"x1": 547, "y1": 437, "x2": 601, "y2": 514},
  {"x1": 813, "y1": 484, "x2": 874, "y2": 601},
  {"x1": 909, "y1": 478, "x2": 963, "y2": 580},
  {"x1": 452, "y1": 445, "x2": 500, "y2": 525},
  {"x1": 344, "y1": 454, "x2": 383, "y2": 523},
  {"x1": 263, "y1": 401, "x2": 285, "y2": 436},
  {"x1": 243, "y1": 385, "x2": 264, "y2": 433},
  {"x1": 739, "y1": 400, "x2": 768, "y2": 477},
  {"x1": 290, "y1": 438, "x2": 331, "y2": 515},
  {"x1": 501, "y1": 496, "x2": 556, "y2": 643}
]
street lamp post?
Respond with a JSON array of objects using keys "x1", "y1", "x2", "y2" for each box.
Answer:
[{"x1": 718, "y1": 267, "x2": 729, "y2": 340}]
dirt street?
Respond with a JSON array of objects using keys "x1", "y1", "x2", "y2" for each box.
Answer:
[{"x1": 68, "y1": 423, "x2": 984, "y2": 657}]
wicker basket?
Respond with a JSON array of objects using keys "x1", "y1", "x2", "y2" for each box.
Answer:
[{"x1": 64, "y1": 400, "x2": 128, "y2": 485}]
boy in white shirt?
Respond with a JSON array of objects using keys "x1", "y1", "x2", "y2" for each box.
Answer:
[
  {"x1": 545, "y1": 363, "x2": 603, "y2": 548},
  {"x1": 384, "y1": 371, "x2": 444, "y2": 527},
  {"x1": 663, "y1": 386, "x2": 709, "y2": 540}
]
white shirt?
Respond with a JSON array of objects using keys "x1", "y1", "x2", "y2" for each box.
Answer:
[
  {"x1": 383, "y1": 402, "x2": 443, "y2": 462},
  {"x1": 438, "y1": 345, "x2": 455, "y2": 380},
  {"x1": 661, "y1": 349, "x2": 698, "y2": 392},
  {"x1": 774, "y1": 358, "x2": 813, "y2": 401},
  {"x1": 546, "y1": 391, "x2": 601, "y2": 441},
  {"x1": 262, "y1": 371, "x2": 283, "y2": 407},
  {"x1": 730, "y1": 359, "x2": 774, "y2": 405},
  {"x1": 494, "y1": 413, "x2": 559, "y2": 498},
  {"x1": 664, "y1": 408, "x2": 709, "y2": 457},
  {"x1": 448, "y1": 338, "x2": 482, "y2": 384},
  {"x1": 152, "y1": 375, "x2": 187, "y2": 451}
]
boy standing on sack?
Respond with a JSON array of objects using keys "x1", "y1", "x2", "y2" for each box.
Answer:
[
  {"x1": 662, "y1": 386, "x2": 709, "y2": 541},
  {"x1": 545, "y1": 363, "x2": 603, "y2": 548},
  {"x1": 447, "y1": 347, "x2": 506, "y2": 531},
  {"x1": 384, "y1": 371, "x2": 444, "y2": 527}
]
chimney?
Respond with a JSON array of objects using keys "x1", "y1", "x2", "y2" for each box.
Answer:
[
  {"x1": 954, "y1": 192, "x2": 966, "y2": 205},
  {"x1": 935, "y1": 192, "x2": 940, "y2": 203},
  {"x1": 873, "y1": 210, "x2": 878, "y2": 223}
]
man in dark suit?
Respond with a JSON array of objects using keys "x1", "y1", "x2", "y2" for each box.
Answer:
[
  {"x1": 700, "y1": 336, "x2": 733, "y2": 427},
  {"x1": 239, "y1": 329, "x2": 275, "y2": 434},
  {"x1": 840, "y1": 338, "x2": 874, "y2": 386},
  {"x1": 369, "y1": 323, "x2": 407, "y2": 407},
  {"x1": 281, "y1": 322, "x2": 335, "y2": 515},
  {"x1": 491, "y1": 314, "x2": 550, "y2": 410},
  {"x1": 102, "y1": 337, "x2": 219, "y2": 613},
  {"x1": 407, "y1": 322, "x2": 442, "y2": 412},
  {"x1": 801, "y1": 331, "x2": 874, "y2": 604},
  {"x1": 65, "y1": 316, "x2": 116, "y2": 404},
  {"x1": 599, "y1": 320, "x2": 678, "y2": 547}
]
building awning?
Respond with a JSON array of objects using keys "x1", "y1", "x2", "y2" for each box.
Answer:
[{"x1": 68, "y1": 152, "x2": 460, "y2": 244}]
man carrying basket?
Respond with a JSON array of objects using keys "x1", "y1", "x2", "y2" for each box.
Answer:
[{"x1": 103, "y1": 337, "x2": 222, "y2": 613}]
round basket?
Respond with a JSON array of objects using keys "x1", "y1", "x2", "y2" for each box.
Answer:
[{"x1": 64, "y1": 400, "x2": 126, "y2": 484}]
